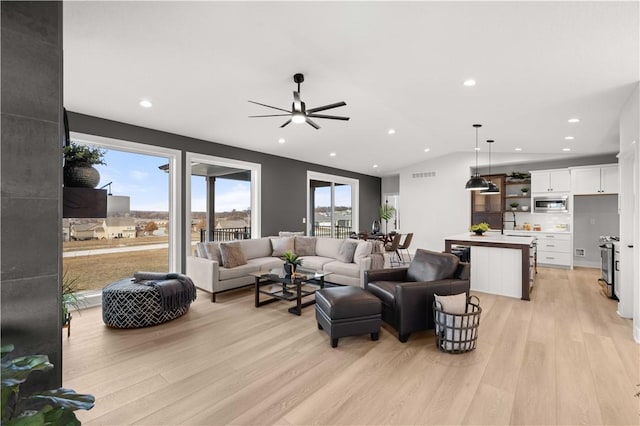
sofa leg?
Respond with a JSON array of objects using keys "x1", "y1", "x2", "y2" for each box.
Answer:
[
  {"x1": 371, "y1": 332, "x2": 379, "y2": 341},
  {"x1": 331, "y1": 338, "x2": 338, "y2": 348},
  {"x1": 317, "y1": 322, "x2": 323, "y2": 330},
  {"x1": 399, "y1": 333, "x2": 410, "y2": 343},
  {"x1": 211, "y1": 292, "x2": 216, "y2": 303}
]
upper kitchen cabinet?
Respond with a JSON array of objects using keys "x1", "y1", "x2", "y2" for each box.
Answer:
[
  {"x1": 530, "y1": 169, "x2": 571, "y2": 193},
  {"x1": 570, "y1": 164, "x2": 619, "y2": 195}
]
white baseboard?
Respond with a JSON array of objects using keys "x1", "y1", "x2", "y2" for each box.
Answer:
[{"x1": 635, "y1": 325, "x2": 640, "y2": 344}]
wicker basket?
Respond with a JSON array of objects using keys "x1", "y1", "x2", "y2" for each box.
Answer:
[{"x1": 433, "y1": 295, "x2": 482, "y2": 353}]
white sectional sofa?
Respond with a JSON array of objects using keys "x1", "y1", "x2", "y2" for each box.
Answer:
[{"x1": 187, "y1": 236, "x2": 382, "y2": 302}]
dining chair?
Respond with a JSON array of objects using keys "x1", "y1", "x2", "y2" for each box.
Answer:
[
  {"x1": 384, "y1": 233, "x2": 403, "y2": 266},
  {"x1": 397, "y1": 233, "x2": 414, "y2": 263}
]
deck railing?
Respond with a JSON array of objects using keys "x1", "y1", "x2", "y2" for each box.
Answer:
[
  {"x1": 313, "y1": 224, "x2": 352, "y2": 239},
  {"x1": 200, "y1": 227, "x2": 251, "y2": 242}
]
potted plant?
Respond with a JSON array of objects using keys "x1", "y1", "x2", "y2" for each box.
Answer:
[
  {"x1": 506, "y1": 171, "x2": 531, "y2": 182},
  {"x1": 521, "y1": 187, "x2": 529, "y2": 196},
  {"x1": 469, "y1": 222, "x2": 490, "y2": 235},
  {"x1": 379, "y1": 203, "x2": 396, "y2": 234},
  {"x1": 510, "y1": 202, "x2": 519, "y2": 211},
  {"x1": 282, "y1": 250, "x2": 303, "y2": 275},
  {"x1": 62, "y1": 271, "x2": 84, "y2": 336},
  {"x1": 63, "y1": 142, "x2": 106, "y2": 188},
  {"x1": 1, "y1": 344, "x2": 95, "y2": 425}
]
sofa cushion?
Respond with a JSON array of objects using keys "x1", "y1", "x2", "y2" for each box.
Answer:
[
  {"x1": 406, "y1": 249, "x2": 459, "y2": 282},
  {"x1": 219, "y1": 262, "x2": 259, "y2": 280},
  {"x1": 323, "y1": 260, "x2": 360, "y2": 277},
  {"x1": 205, "y1": 242, "x2": 222, "y2": 263},
  {"x1": 336, "y1": 239, "x2": 358, "y2": 263},
  {"x1": 239, "y1": 237, "x2": 272, "y2": 259},
  {"x1": 353, "y1": 241, "x2": 372, "y2": 265},
  {"x1": 279, "y1": 231, "x2": 305, "y2": 237},
  {"x1": 270, "y1": 237, "x2": 294, "y2": 257},
  {"x1": 247, "y1": 257, "x2": 284, "y2": 271},
  {"x1": 219, "y1": 242, "x2": 248, "y2": 268},
  {"x1": 298, "y1": 256, "x2": 334, "y2": 271},
  {"x1": 315, "y1": 238, "x2": 345, "y2": 258},
  {"x1": 295, "y1": 236, "x2": 317, "y2": 256}
]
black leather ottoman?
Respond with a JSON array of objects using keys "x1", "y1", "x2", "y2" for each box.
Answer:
[{"x1": 315, "y1": 286, "x2": 382, "y2": 348}]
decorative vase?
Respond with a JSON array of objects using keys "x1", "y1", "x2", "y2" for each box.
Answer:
[
  {"x1": 284, "y1": 263, "x2": 296, "y2": 275},
  {"x1": 474, "y1": 230, "x2": 485, "y2": 236},
  {"x1": 64, "y1": 163, "x2": 100, "y2": 188},
  {"x1": 372, "y1": 220, "x2": 381, "y2": 234}
]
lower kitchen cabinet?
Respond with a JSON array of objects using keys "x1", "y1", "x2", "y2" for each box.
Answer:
[{"x1": 536, "y1": 233, "x2": 572, "y2": 268}]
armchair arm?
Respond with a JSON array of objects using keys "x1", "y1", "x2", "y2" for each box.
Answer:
[
  {"x1": 395, "y1": 278, "x2": 470, "y2": 335},
  {"x1": 364, "y1": 268, "x2": 409, "y2": 290},
  {"x1": 186, "y1": 256, "x2": 220, "y2": 294}
]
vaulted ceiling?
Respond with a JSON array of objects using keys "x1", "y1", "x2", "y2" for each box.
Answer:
[{"x1": 64, "y1": 1, "x2": 639, "y2": 176}]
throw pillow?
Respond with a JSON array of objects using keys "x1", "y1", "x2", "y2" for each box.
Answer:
[
  {"x1": 295, "y1": 236, "x2": 316, "y2": 256},
  {"x1": 219, "y1": 242, "x2": 248, "y2": 268},
  {"x1": 406, "y1": 249, "x2": 459, "y2": 282},
  {"x1": 205, "y1": 242, "x2": 222, "y2": 263},
  {"x1": 270, "y1": 237, "x2": 294, "y2": 257},
  {"x1": 336, "y1": 239, "x2": 358, "y2": 263},
  {"x1": 194, "y1": 242, "x2": 207, "y2": 258},
  {"x1": 279, "y1": 231, "x2": 305, "y2": 237},
  {"x1": 353, "y1": 241, "x2": 372, "y2": 265},
  {"x1": 434, "y1": 292, "x2": 468, "y2": 314}
]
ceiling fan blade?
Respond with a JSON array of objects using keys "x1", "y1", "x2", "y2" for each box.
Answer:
[
  {"x1": 306, "y1": 118, "x2": 320, "y2": 129},
  {"x1": 280, "y1": 119, "x2": 292, "y2": 128},
  {"x1": 248, "y1": 114, "x2": 292, "y2": 118},
  {"x1": 248, "y1": 100, "x2": 291, "y2": 113},
  {"x1": 307, "y1": 113, "x2": 350, "y2": 121},
  {"x1": 306, "y1": 101, "x2": 347, "y2": 114},
  {"x1": 293, "y1": 91, "x2": 302, "y2": 111}
]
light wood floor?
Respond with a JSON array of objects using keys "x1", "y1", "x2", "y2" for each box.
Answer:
[{"x1": 63, "y1": 267, "x2": 639, "y2": 425}]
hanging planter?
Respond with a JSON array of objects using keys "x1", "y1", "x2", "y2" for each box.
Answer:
[{"x1": 63, "y1": 142, "x2": 106, "y2": 188}]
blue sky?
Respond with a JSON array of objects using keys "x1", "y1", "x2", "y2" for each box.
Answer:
[{"x1": 95, "y1": 150, "x2": 250, "y2": 212}]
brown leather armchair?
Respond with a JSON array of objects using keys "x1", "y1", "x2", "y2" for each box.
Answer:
[{"x1": 364, "y1": 249, "x2": 470, "y2": 343}]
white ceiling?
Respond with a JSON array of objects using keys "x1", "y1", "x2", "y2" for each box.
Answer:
[{"x1": 63, "y1": 1, "x2": 639, "y2": 177}]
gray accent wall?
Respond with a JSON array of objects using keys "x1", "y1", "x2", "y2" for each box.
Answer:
[
  {"x1": 1, "y1": 1, "x2": 63, "y2": 389},
  {"x1": 67, "y1": 112, "x2": 382, "y2": 252}
]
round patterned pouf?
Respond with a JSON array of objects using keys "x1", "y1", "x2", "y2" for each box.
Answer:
[{"x1": 102, "y1": 278, "x2": 191, "y2": 329}]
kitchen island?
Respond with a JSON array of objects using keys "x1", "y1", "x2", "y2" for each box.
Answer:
[{"x1": 444, "y1": 232, "x2": 537, "y2": 300}]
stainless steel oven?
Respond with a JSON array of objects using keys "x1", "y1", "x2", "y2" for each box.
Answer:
[{"x1": 598, "y1": 236, "x2": 618, "y2": 299}]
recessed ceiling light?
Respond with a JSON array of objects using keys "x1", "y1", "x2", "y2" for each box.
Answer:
[
  {"x1": 463, "y1": 79, "x2": 476, "y2": 87},
  {"x1": 424, "y1": 148, "x2": 430, "y2": 152},
  {"x1": 139, "y1": 99, "x2": 152, "y2": 108},
  {"x1": 388, "y1": 129, "x2": 396, "y2": 135},
  {"x1": 562, "y1": 148, "x2": 571, "y2": 152},
  {"x1": 329, "y1": 152, "x2": 336, "y2": 157},
  {"x1": 278, "y1": 138, "x2": 285, "y2": 144},
  {"x1": 564, "y1": 136, "x2": 575, "y2": 140},
  {"x1": 568, "y1": 118, "x2": 580, "y2": 123},
  {"x1": 515, "y1": 148, "x2": 522, "y2": 151},
  {"x1": 373, "y1": 164, "x2": 378, "y2": 168}
]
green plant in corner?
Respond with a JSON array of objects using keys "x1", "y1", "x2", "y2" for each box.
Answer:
[
  {"x1": 379, "y1": 203, "x2": 396, "y2": 234},
  {"x1": 62, "y1": 270, "x2": 84, "y2": 326},
  {"x1": 1, "y1": 344, "x2": 94, "y2": 425}
]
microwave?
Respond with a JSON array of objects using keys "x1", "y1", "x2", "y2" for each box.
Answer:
[{"x1": 533, "y1": 196, "x2": 569, "y2": 213}]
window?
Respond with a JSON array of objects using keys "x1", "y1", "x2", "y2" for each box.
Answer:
[{"x1": 307, "y1": 171, "x2": 358, "y2": 238}]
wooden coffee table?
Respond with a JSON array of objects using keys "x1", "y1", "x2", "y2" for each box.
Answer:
[{"x1": 251, "y1": 268, "x2": 332, "y2": 315}]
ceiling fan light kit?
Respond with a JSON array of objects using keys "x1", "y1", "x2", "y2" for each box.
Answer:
[
  {"x1": 248, "y1": 73, "x2": 350, "y2": 130},
  {"x1": 465, "y1": 124, "x2": 490, "y2": 191}
]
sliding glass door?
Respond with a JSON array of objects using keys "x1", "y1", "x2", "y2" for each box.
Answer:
[{"x1": 308, "y1": 172, "x2": 358, "y2": 238}]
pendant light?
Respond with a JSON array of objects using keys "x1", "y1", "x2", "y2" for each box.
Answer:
[
  {"x1": 465, "y1": 124, "x2": 489, "y2": 190},
  {"x1": 481, "y1": 139, "x2": 500, "y2": 194}
]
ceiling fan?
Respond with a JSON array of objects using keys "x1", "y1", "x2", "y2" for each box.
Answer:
[{"x1": 248, "y1": 73, "x2": 349, "y2": 129}]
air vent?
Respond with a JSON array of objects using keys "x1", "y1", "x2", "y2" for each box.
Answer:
[
  {"x1": 575, "y1": 248, "x2": 585, "y2": 257},
  {"x1": 412, "y1": 171, "x2": 436, "y2": 178}
]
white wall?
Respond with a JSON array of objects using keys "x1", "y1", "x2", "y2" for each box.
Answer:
[
  {"x1": 618, "y1": 83, "x2": 639, "y2": 340},
  {"x1": 399, "y1": 152, "x2": 474, "y2": 252}
]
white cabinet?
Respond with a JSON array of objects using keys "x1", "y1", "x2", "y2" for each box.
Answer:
[
  {"x1": 536, "y1": 233, "x2": 572, "y2": 268},
  {"x1": 531, "y1": 169, "x2": 571, "y2": 193},
  {"x1": 570, "y1": 164, "x2": 619, "y2": 195}
]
